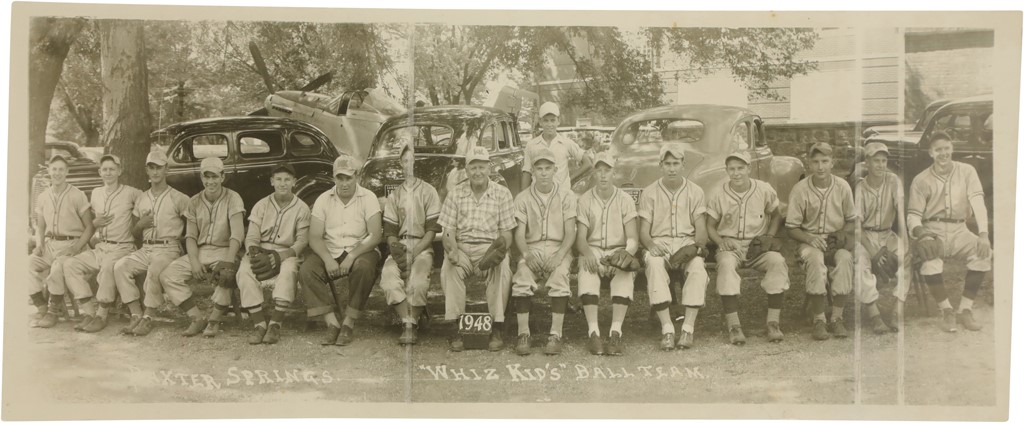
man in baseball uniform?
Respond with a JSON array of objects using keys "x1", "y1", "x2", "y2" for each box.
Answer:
[
  {"x1": 112, "y1": 150, "x2": 190, "y2": 336},
  {"x1": 30, "y1": 155, "x2": 95, "y2": 328},
  {"x1": 907, "y1": 132, "x2": 991, "y2": 332},
  {"x1": 63, "y1": 154, "x2": 142, "y2": 333},
  {"x1": 639, "y1": 143, "x2": 710, "y2": 350},
  {"x1": 786, "y1": 142, "x2": 857, "y2": 341},
  {"x1": 300, "y1": 154, "x2": 383, "y2": 346},
  {"x1": 236, "y1": 163, "x2": 311, "y2": 345},
  {"x1": 380, "y1": 140, "x2": 441, "y2": 345},
  {"x1": 706, "y1": 151, "x2": 789, "y2": 345},
  {"x1": 576, "y1": 151, "x2": 640, "y2": 356},
  {"x1": 159, "y1": 157, "x2": 245, "y2": 337},
  {"x1": 511, "y1": 147, "x2": 577, "y2": 356},
  {"x1": 853, "y1": 142, "x2": 906, "y2": 334},
  {"x1": 439, "y1": 146, "x2": 516, "y2": 352},
  {"x1": 521, "y1": 102, "x2": 591, "y2": 192}
]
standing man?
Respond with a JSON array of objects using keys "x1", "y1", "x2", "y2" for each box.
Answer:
[
  {"x1": 299, "y1": 154, "x2": 382, "y2": 346},
  {"x1": 576, "y1": 152, "x2": 640, "y2": 356},
  {"x1": 510, "y1": 147, "x2": 577, "y2": 356},
  {"x1": 63, "y1": 154, "x2": 142, "y2": 333},
  {"x1": 907, "y1": 132, "x2": 991, "y2": 332},
  {"x1": 853, "y1": 143, "x2": 906, "y2": 334},
  {"x1": 380, "y1": 141, "x2": 441, "y2": 345},
  {"x1": 638, "y1": 143, "x2": 710, "y2": 350},
  {"x1": 159, "y1": 157, "x2": 245, "y2": 337},
  {"x1": 30, "y1": 155, "x2": 94, "y2": 328},
  {"x1": 786, "y1": 142, "x2": 857, "y2": 341},
  {"x1": 112, "y1": 150, "x2": 190, "y2": 336},
  {"x1": 440, "y1": 146, "x2": 516, "y2": 352},
  {"x1": 521, "y1": 102, "x2": 591, "y2": 192},
  {"x1": 706, "y1": 151, "x2": 789, "y2": 345},
  {"x1": 236, "y1": 163, "x2": 311, "y2": 345}
]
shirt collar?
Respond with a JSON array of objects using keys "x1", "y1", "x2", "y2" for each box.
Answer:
[{"x1": 458, "y1": 181, "x2": 495, "y2": 199}]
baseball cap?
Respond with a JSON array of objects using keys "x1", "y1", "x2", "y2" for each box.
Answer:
[
  {"x1": 332, "y1": 155, "x2": 358, "y2": 177},
  {"x1": 200, "y1": 157, "x2": 225, "y2": 174},
  {"x1": 466, "y1": 146, "x2": 491, "y2": 164},
  {"x1": 808, "y1": 142, "x2": 833, "y2": 157},
  {"x1": 530, "y1": 146, "x2": 557, "y2": 166},
  {"x1": 594, "y1": 151, "x2": 616, "y2": 168},
  {"x1": 659, "y1": 143, "x2": 686, "y2": 161},
  {"x1": 863, "y1": 142, "x2": 889, "y2": 158},
  {"x1": 48, "y1": 155, "x2": 69, "y2": 165},
  {"x1": 146, "y1": 150, "x2": 168, "y2": 166},
  {"x1": 99, "y1": 154, "x2": 122, "y2": 166},
  {"x1": 538, "y1": 102, "x2": 560, "y2": 118},
  {"x1": 725, "y1": 151, "x2": 752, "y2": 165},
  {"x1": 271, "y1": 163, "x2": 296, "y2": 177}
]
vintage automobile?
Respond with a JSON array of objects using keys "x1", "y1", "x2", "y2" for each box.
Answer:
[
  {"x1": 557, "y1": 126, "x2": 615, "y2": 152},
  {"x1": 861, "y1": 98, "x2": 951, "y2": 140},
  {"x1": 588, "y1": 104, "x2": 805, "y2": 214},
  {"x1": 30, "y1": 116, "x2": 340, "y2": 222}
]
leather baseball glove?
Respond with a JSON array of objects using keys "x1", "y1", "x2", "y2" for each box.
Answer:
[
  {"x1": 823, "y1": 233, "x2": 843, "y2": 267},
  {"x1": 668, "y1": 244, "x2": 707, "y2": 270},
  {"x1": 211, "y1": 260, "x2": 240, "y2": 288},
  {"x1": 871, "y1": 246, "x2": 900, "y2": 283},
  {"x1": 389, "y1": 240, "x2": 411, "y2": 278},
  {"x1": 600, "y1": 249, "x2": 642, "y2": 272},
  {"x1": 914, "y1": 236, "x2": 943, "y2": 263},
  {"x1": 248, "y1": 246, "x2": 281, "y2": 281},
  {"x1": 746, "y1": 235, "x2": 783, "y2": 261},
  {"x1": 476, "y1": 237, "x2": 507, "y2": 271}
]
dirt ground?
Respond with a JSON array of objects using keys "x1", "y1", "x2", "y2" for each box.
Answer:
[{"x1": 17, "y1": 252, "x2": 996, "y2": 406}]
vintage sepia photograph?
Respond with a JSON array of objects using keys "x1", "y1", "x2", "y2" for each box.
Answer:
[{"x1": 3, "y1": 4, "x2": 1020, "y2": 421}]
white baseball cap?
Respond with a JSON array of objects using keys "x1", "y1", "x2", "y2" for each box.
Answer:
[
  {"x1": 538, "y1": 102, "x2": 560, "y2": 118},
  {"x1": 466, "y1": 146, "x2": 491, "y2": 164}
]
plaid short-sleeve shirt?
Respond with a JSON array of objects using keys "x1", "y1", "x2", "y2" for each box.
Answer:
[{"x1": 439, "y1": 181, "x2": 516, "y2": 244}]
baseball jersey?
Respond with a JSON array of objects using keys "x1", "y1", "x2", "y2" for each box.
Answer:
[
  {"x1": 35, "y1": 184, "x2": 91, "y2": 237},
  {"x1": 438, "y1": 181, "x2": 516, "y2": 244},
  {"x1": 383, "y1": 178, "x2": 441, "y2": 238},
  {"x1": 577, "y1": 186, "x2": 638, "y2": 249},
  {"x1": 133, "y1": 186, "x2": 190, "y2": 242},
  {"x1": 856, "y1": 172, "x2": 902, "y2": 231},
  {"x1": 184, "y1": 188, "x2": 246, "y2": 247},
  {"x1": 706, "y1": 179, "x2": 779, "y2": 239},
  {"x1": 908, "y1": 162, "x2": 984, "y2": 222},
  {"x1": 637, "y1": 178, "x2": 706, "y2": 238},
  {"x1": 514, "y1": 184, "x2": 576, "y2": 243},
  {"x1": 246, "y1": 194, "x2": 311, "y2": 255},
  {"x1": 311, "y1": 186, "x2": 382, "y2": 257},
  {"x1": 523, "y1": 134, "x2": 584, "y2": 188},
  {"x1": 90, "y1": 184, "x2": 141, "y2": 243},
  {"x1": 785, "y1": 175, "x2": 856, "y2": 234}
]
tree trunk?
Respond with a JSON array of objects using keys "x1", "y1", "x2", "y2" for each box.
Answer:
[
  {"x1": 99, "y1": 20, "x2": 152, "y2": 189},
  {"x1": 29, "y1": 17, "x2": 85, "y2": 175}
]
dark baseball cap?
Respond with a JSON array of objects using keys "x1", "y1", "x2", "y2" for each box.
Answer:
[
  {"x1": 271, "y1": 163, "x2": 297, "y2": 176},
  {"x1": 807, "y1": 142, "x2": 833, "y2": 157}
]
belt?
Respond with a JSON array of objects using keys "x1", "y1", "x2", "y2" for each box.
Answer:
[
  {"x1": 462, "y1": 240, "x2": 495, "y2": 245},
  {"x1": 863, "y1": 227, "x2": 891, "y2": 232},
  {"x1": 143, "y1": 239, "x2": 179, "y2": 245},
  {"x1": 399, "y1": 235, "x2": 422, "y2": 240},
  {"x1": 45, "y1": 235, "x2": 76, "y2": 241},
  {"x1": 924, "y1": 218, "x2": 966, "y2": 224},
  {"x1": 100, "y1": 240, "x2": 135, "y2": 245}
]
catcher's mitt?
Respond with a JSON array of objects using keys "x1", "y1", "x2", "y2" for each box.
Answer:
[
  {"x1": 211, "y1": 260, "x2": 240, "y2": 288},
  {"x1": 913, "y1": 237, "x2": 943, "y2": 263},
  {"x1": 249, "y1": 246, "x2": 281, "y2": 281},
  {"x1": 476, "y1": 238, "x2": 507, "y2": 271},
  {"x1": 600, "y1": 249, "x2": 642, "y2": 272},
  {"x1": 668, "y1": 244, "x2": 707, "y2": 270},
  {"x1": 871, "y1": 246, "x2": 900, "y2": 283},
  {"x1": 746, "y1": 235, "x2": 783, "y2": 261}
]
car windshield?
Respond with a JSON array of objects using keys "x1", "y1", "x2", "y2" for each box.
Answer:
[
  {"x1": 374, "y1": 124, "x2": 456, "y2": 157},
  {"x1": 619, "y1": 119, "x2": 705, "y2": 146}
]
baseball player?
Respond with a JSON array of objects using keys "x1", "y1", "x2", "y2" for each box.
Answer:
[
  {"x1": 907, "y1": 132, "x2": 991, "y2": 332},
  {"x1": 511, "y1": 147, "x2": 577, "y2": 356},
  {"x1": 576, "y1": 151, "x2": 640, "y2": 356},
  {"x1": 380, "y1": 141, "x2": 441, "y2": 345},
  {"x1": 853, "y1": 142, "x2": 907, "y2": 334},
  {"x1": 299, "y1": 154, "x2": 383, "y2": 346},
  {"x1": 706, "y1": 151, "x2": 789, "y2": 345},
  {"x1": 521, "y1": 102, "x2": 591, "y2": 192},
  {"x1": 786, "y1": 142, "x2": 857, "y2": 341},
  {"x1": 158, "y1": 157, "x2": 245, "y2": 337},
  {"x1": 62, "y1": 154, "x2": 142, "y2": 333},
  {"x1": 30, "y1": 155, "x2": 95, "y2": 328},
  {"x1": 439, "y1": 146, "x2": 516, "y2": 352},
  {"x1": 111, "y1": 150, "x2": 190, "y2": 336},
  {"x1": 236, "y1": 163, "x2": 311, "y2": 345},
  {"x1": 638, "y1": 143, "x2": 710, "y2": 351}
]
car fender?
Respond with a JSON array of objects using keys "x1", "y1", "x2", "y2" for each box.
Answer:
[
  {"x1": 766, "y1": 156, "x2": 805, "y2": 215},
  {"x1": 295, "y1": 173, "x2": 334, "y2": 207}
]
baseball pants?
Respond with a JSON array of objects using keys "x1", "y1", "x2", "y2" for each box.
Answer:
[
  {"x1": 29, "y1": 239, "x2": 86, "y2": 297},
  {"x1": 644, "y1": 236, "x2": 708, "y2": 307},
  {"x1": 797, "y1": 236, "x2": 853, "y2": 296},
  {"x1": 441, "y1": 242, "x2": 512, "y2": 322},
  {"x1": 63, "y1": 242, "x2": 136, "y2": 302},
  {"x1": 512, "y1": 240, "x2": 572, "y2": 298},
  {"x1": 379, "y1": 238, "x2": 433, "y2": 307},
  {"x1": 236, "y1": 244, "x2": 301, "y2": 309},
  {"x1": 578, "y1": 246, "x2": 636, "y2": 300},
  {"x1": 160, "y1": 245, "x2": 232, "y2": 308},
  {"x1": 298, "y1": 250, "x2": 380, "y2": 319},
  {"x1": 854, "y1": 230, "x2": 912, "y2": 303},
  {"x1": 715, "y1": 238, "x2": 789, "y2": 296},
  {"x1": 918, "y1": 222, "x2": 992, "y2": 276},
  {"x1": 113, "y1": 244, "x2": 182, "y2": 308}
]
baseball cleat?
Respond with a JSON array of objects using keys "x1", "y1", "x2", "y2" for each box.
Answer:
[
  {"x1": 120, "y1": 315, "x2": 142, "y2": 335},
  {"x1": 82, "y1": 315, "x2": 108, "y2": 333},
  {"x1": 487, "y1": 331, "x2": 505, "y2": 352},
  {"x1": 587, "y1": 333, "x2": 605, "y2": 356},
  {"x1": 74, "y1": 315, "x2": 94, "y2": 332},
  {"x1": 829, "y1": 318, "x2": 848, "y2": 338},
  {"x1": 399, "y1": 323, "x2": 418, "y2": 345},
  {"x1": 957, "y1": 309, "x2": 982, "y2": 331},
  {"x1": 766, "y1": 321, "x2": 784, "y2": 343},
  {"x1": 941, "y1": 308, "x2": 958, "y2": 333},
  {"x1": 515, "y1": 334, "x2": 532, "y2": 356},
  {"x1": 870, "y1": 315, "x2": 891, "y2": 335},
  {"x1": 659, "y1": 333, "x2": 676, "y2": 351},
  {"x1": 36, "y1": 312, "x2": 59, "y2": 329},
  {"x1": 334, "y1": 325, "x2": 354, "y2": 346},
  {"x1": 263, "y1": 323, "x2": 281, "y2": 345},
  {"x1": 202, "y1": 321, "x2": 222, "y2": 338},
  {"x1": 181, "y1": 318, "x2": 207, "y2": 337},
  {"x1": 543, "y1": 334, "x2": 563, "y2": 356},
  {"x1": 449, "y1": 334, "x2": 465, "y2": 352},
  {"x1": 676, "y1": 331, "x2": 694, "y2": 349},
  {"x1": 320, "y1": 326, "x2": 342, "y2": 345},
  {"x1": 811, "y1": 320, "x2": 830, "y2": 341},
  {"x1": 248, "y1": 325, "x2": 268, "y2": 345},
  {"x1": 728, "y1": 325, "x2": 746, "y2": 346},
  {"x1": 605, "y1": 332, "x2": 623, "y2": 356},
  {"x1": 132, "y1": 317, "x2": 154, "y2": 336}
]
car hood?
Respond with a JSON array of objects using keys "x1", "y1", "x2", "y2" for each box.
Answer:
[
  {"x1": 863, "y1": 123, "x2": 914, "y2": 138},
  {"x1": 865, "y1": 130, "x2": 924, "y2": 145}
]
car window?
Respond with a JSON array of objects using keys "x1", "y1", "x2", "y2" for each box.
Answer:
[
  {"x1": 290, "y1": 132, "x2": 323, "y2": 157},
  {"x1": 619, "y1": 119, "x2": 704, "y2": 146},
  {"x1": 375, "y1": 125, "x2": 455, "y2": 157},
  {"x1": 730, "y1": 121, "x2": 750, "y2": 151},
  {"x1": 479, "y1": 124, "x2": 497, "y2": 152},
  {"x1": 238, "y1": 131, "x2": 284, "y2": 159},
  {"x1": 173, "y1": 134, "x2": 229, "y2": 162},
  {"x1": 753, "y1": 120, "x2": 768, "y2": 148},
  {"x1": 497, "y1": 122, "x2": 510, "y2": 150},
  {"x1": 932, "y1": 112, "x2": 973, "y2": 144},
  {"x1": 981, "y1": 113, "x2": 993, "y2": 145}
]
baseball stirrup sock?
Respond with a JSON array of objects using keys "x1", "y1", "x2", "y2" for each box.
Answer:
[
  {"x1": 923, "y1": 274, "x2": 948, "y2": 304},
  {"x1": 580, "y1": 294, "x2": 599, "y2": 306},
  {"x1": 808, "y1": 294, "x2": 826, "y2": 316},
  {"x1": 963, "y1": 271, "x2": 985, "y2": 300},
  {"x1": 725, "y1": 312, "x2": 740, "y2": 328},
  {"x1": 865, "y1": 302, "x2": 880, "y2": 318},
  {"x1": 721, "y1": 295, "x2": 739, "y2": 314},
  {"x1": 514, "y1": 296, "x2": 533, "y2": 313},
  {"x1": 611, "y1": 296, "x2": 632, "y2": 305},
  {"x1": 766, "y1": 293, "x2": 784, "y2": 310},
  {"x1": 550, "y1": 297, "x2": 568, "y2": 314},
  {"x1": 30, "y1": 292, "x2": 46, "y2": 307}
]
